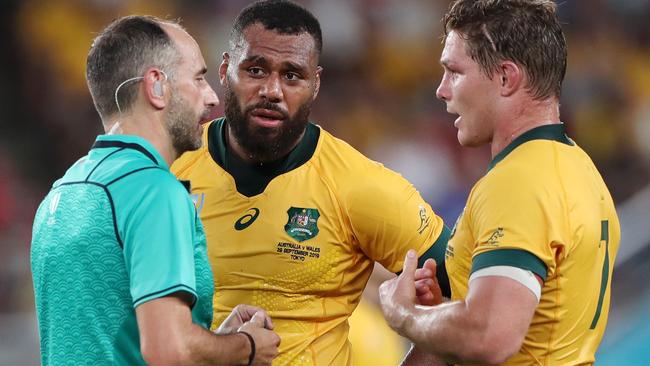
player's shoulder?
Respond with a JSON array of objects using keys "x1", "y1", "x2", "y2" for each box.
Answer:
[
  {"x1": 315, "y1": 127, "x2": 394, "y2": 177},
  {"x1": 69, "y1": 144, "x2": 161, "y2": 187},
  {"x1": 472, "y1": 140, "x2": 566, "y2": 208},
  {"x1": 486, "y1": 140, "x2": 562, "y2": 184},
  {"x1": 314, "y1": 126, "x2": 416, "y2": 196}
]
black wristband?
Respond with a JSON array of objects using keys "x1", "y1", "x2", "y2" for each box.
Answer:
[{"x1": 238, "y1": 330, "x2": 256, "y2": 366}]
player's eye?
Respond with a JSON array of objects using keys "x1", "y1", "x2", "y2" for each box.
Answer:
[
  {"x1": 285, "y1": 72, "x2": 301, "y2": 81},
  {"x1": 248, "y1": 67, "x2": 265, "y2": 78}
]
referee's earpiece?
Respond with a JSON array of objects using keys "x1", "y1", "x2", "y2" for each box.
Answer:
[
  {"x1": 153, "y1": 80, "x2": 163, "y2": 97},
  {"x1": 153, "y1": 70, "x2": 168, "y2": 97}
]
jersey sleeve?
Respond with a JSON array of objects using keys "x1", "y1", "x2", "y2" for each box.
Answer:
[
  {"x1": 113, "y1": 169, "x2": 199, "y2": 308},
  {"x1": 468, "y1": 166, "x2": 567, "y2": 281},
  {"x1": 344, "y1": 163, "x2": 447, "y2": 274}
]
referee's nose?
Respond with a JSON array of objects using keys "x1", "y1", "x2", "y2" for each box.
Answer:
[{"x1": 204, "y1": 84, "x2": 219, "y2": 108}]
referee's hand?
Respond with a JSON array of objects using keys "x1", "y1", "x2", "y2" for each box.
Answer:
[
  {"x1": 238, "y1": 312, "x2": 281, "y2": 366},
  {"x1": 216, "y1": 304, "x2": 274, "y2": 334}
]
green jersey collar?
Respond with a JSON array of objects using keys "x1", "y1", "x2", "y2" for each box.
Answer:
[
  {"x1": 488, "y1": 123, "x2": 573, "y2": 172},
  {"x1": 207, "y1": 117, "x2": 320, "y2": 197},
  {"x1": 93, "y1": 134, "x2": 168, "y2": 170}
]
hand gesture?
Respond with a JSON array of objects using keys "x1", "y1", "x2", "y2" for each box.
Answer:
[
  {"x1": 414, "y1": 258, "x2": 443, "y2": 306},
  {"x1": 216, "y1": 304, "x2": 274, "y2": 335},
  {"x1": 379, "y1": 250, "x2": 419, "y2": 334},
  {"x1": 238, "y1": 311, "x2": 281, "y2": 366}
]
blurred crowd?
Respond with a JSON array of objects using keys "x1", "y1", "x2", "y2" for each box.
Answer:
[{"x1": 1, "y1": 0, "x2": 649, "y2": 364}]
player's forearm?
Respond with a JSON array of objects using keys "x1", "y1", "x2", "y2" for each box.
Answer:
[{"x1": 399, "y1": 301, "x2": 500, "y2": 365}]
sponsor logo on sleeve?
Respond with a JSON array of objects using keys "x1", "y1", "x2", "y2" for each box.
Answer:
[
  {"x1": 485, "y1": 227, "x2": 504, "y2": 246},
  {"x1": 417, "y1": 205, "x2": 431, "y2": 234}
]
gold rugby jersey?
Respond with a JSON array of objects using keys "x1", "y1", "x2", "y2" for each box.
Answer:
[
  {"x1": 173, "y1": 118, "x2": 448, "y2": 365},
  {"x1": 446, "y1": 124, "x2": 620, "y2": 365}
]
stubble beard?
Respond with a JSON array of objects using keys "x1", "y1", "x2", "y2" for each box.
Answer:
[{"x1": 165, "y1": 89, "x2": 207, "y2": 156}]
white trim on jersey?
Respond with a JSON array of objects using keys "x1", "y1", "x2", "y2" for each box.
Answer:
[{"x1": 469, "y1": 265, "x2": 541, "y2": 302}]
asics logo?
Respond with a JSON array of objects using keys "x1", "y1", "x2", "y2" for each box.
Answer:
[{"x1": 234, "y1": 208, "x2": 260, "y2": 231}]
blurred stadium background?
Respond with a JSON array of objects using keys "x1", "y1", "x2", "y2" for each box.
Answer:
[{"x1": 0, "y1": 0, "x2": 648, "y2": 365}]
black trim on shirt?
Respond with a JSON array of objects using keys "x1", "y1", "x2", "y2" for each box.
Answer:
[
  {"x1": 86, "y1": 147, "x2": 124, "y2": 182},
  {"x1": 488, "y1": 123, "x2": 574, "y2": 171},
  {"x1": 56, "y1": 181, "x2": 124, "y2": 249},
  {"x1": 56, "y1": 161, "x2": 166, "y2": 250},
  {"x1": 92, "y1": 140, "x2": 159, "y2": 165},
  {"x1": 132, "y1": 284, "x2": 198, "y2": 309},
  {"x1": 179, "y1": 180, "x2": 192, "y2": 193},
  {"x1": 106, "y1": 166, "x2": 162, "y2": 187},
  {"x1": 207, "y1": 118, "x2": 320, "y2": 197}
]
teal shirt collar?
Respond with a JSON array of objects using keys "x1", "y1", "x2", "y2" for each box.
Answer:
[
  {"x1": 487, "y1": 123, "x2": 574, "y2": 171},
  {"x1": 94, "y1": 134, "x2": 169, "y2": 170}
]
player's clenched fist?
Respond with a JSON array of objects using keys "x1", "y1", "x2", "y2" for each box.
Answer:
[{"x1": 238, "y1": 311, "x2": 281, "y2": 366}]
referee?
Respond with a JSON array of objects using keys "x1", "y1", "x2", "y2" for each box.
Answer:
[{"x1": 30, "y1": 15, "x2": 279, "y2": 365}]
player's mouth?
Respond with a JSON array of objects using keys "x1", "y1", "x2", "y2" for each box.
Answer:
[
  {"x1": 250, "y1": 108, "x2": 286, "y2": 128},
  {"x1": 448, "y1": 109, "x2": 461, "y2": 128},
  {"x1": 454, "y1": 115, "x2": 462, "y2": 128}
]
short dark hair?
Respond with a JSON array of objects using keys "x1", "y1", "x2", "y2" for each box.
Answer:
[
  {"x1": 230, "y1": 0, "x2": 322, "y2": 55},
  {"x1": 86, "y1": 15, "x2": 181, "y2": 119},
  {"x1": 444, "y1": 0, "x2": 567, "y2": 100}
]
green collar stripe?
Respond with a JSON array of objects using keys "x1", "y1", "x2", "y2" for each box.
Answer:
[
  {"x1": 471, "y1": 248, "x2": 548, "y2": 280},
  {"x1": 488, "y1": 124, "x2": 574, "y2": 171}
]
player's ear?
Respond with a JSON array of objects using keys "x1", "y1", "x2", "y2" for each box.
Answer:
[
  {"x1": 498, "y1": 61, "x2": 523, "y2": 97},
  {"x1": 312, "y1": 66, "x2": 323, "y2": 101},
  {"x1": 219, "y1": 52, "x2": 230, "y2": 86}
]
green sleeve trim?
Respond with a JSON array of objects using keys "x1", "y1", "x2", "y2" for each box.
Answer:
[
  {"x1": 471, "y1": 248, "x2": 548, "y2": 281},
  {"x1": 418, "y1": 225, "x2": 451, "y2": 298},
  {"x1": 418, "y1": 225, "x2": 451, "y2": 267}
]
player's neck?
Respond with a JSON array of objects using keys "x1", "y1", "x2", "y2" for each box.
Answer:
[
  {"x1": 490, "y1": 99, "x2": 561, "y2": 159},
  {"x1": 104, "y1": 113, "x2": 178, "y2": 166}
]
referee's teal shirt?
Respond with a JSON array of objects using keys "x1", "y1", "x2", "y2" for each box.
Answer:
[{"x1": 31, "y1": 135, "x2": 214, "y2": 365}]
